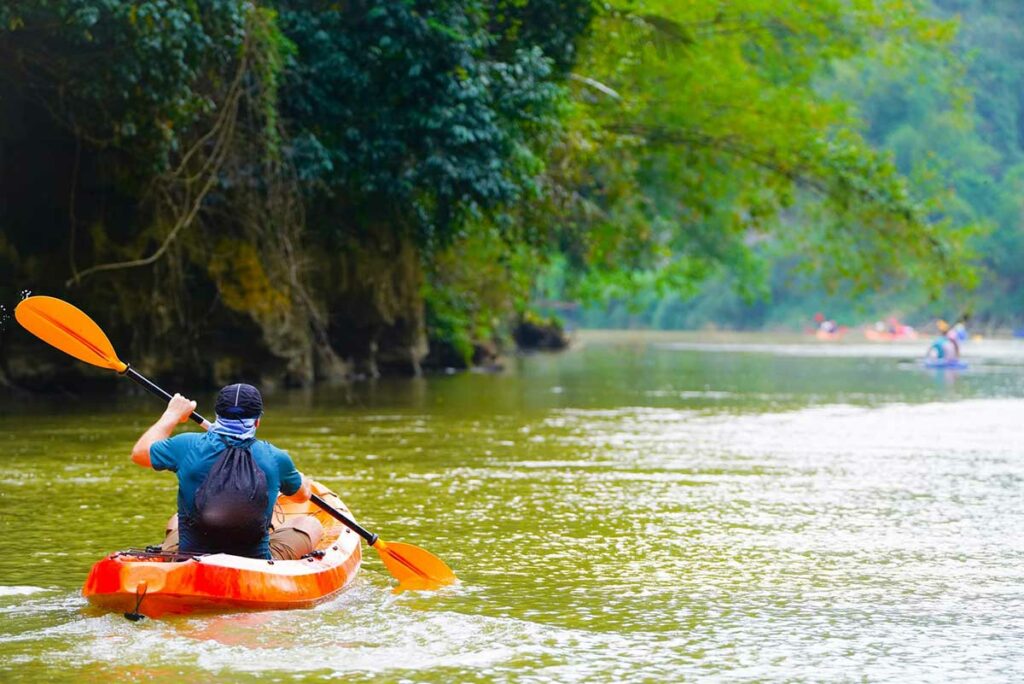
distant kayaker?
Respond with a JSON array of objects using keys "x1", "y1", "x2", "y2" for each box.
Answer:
[
  {"x1": 131, "y1": 383, "x2": 324, "y2": 560},
  {"x1": 927, "y1": 321, "x2": 960, "y2": 361},
  {"x1": 814, "y1": 312, "x2": 838, "y2": 334}
]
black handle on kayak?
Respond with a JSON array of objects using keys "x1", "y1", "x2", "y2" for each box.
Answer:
[
  {"x1": 310, "y1": 494, "x2": 379, "y2": 546},
  {"x1": 123, "y1": 366, "x2": 210, "y2": 427}
]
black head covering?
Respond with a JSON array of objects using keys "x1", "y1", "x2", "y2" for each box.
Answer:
[{"x1": 215, "y1": 383, "x2": 263, "y2": 419}]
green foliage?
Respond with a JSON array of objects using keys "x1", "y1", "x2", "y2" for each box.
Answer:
[
  {"x1": 0, "y1": 0, "x2": 595, "y2": 380},
  {"x1": 0, "y1": 0, "x2": 999, "y2": 381},
  {"x1": 548, "y1": 0, "x2": 976, "y2": 306},
  {"x1": 1, "y1": 1, "x2": 250, "y2": 171},
  {"x1": 488, "y1": 0, "x2": 596, "y2": 73},
  {"x1": 655, "y1": 0, "x2": 1024, "y2": 330},
  {"x1": 277, "y1": 1, "x2": 569, "y2": 245},
  {"x1": 423, "y1": 228, "x2": 535, "y2": 364},
  {"x1": 542, "y1": 0, "x2": 1024, "y2": 331},
  {"x1": 847, "y1": 0, "x2": 1024, "y2": 326}
]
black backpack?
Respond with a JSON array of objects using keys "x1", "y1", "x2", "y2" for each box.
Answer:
[{"x1": 190, "y1": 436, "x2": 269, "y2": 553}]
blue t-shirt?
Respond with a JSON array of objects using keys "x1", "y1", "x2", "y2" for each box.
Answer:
[{"x1": 150, "y1": 431, "x2": 303, "y2": 559}]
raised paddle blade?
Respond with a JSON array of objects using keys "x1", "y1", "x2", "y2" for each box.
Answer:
[
  {"x1": 14, "y1": 296, "x2": 128, "y2": 372},
  {"x1": 373, "y1": 539, "x2": 457, "y2": 592}
]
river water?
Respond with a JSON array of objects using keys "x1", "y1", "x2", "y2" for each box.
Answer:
[{"x1": 2, "y1": 331, "x2": 1024, "y2": 681}]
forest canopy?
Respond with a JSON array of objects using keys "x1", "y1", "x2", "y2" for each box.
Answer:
[
  {"x1": 565, "y1": 0, "x2": 1022, "y2": 331},
  {"x1": 0, "y1": 1, "x2": 981, "y2": 387}
]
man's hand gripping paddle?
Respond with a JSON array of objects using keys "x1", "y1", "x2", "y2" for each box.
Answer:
[{"x1": 15, "y1": 295, "x2": 457, "y2": 592}]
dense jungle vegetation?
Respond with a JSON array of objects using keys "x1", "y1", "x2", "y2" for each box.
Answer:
[
  {"x1": 567, "y1": 0, "x2": 1024, "y2": 332},
  {"x1": 0, "y1": 1, "x2": 983, "y2": 388}
]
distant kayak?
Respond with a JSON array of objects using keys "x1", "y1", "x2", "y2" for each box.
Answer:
[
  {"x1": 814, "y1": 327, "x2": 848, "y2": 341},
  {"x1": 865, "y1": 329, "x2": 918, "y2": 342},
  {"x1": 922, "y1": 358, "x2": 968, "y2": 370}
]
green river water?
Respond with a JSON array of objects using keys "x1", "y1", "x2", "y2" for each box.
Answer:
[{"x1": 2, "y1": 331, "x2": 1024, "y2": 681}]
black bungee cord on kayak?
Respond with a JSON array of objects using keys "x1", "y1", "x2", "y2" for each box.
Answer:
[{"x1": 124, "y1": 583, "x2": 148, "y2": 622}]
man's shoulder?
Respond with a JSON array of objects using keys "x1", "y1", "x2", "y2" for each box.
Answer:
[
  {"x1": 175, "y1": 431, "x2": 206, "y2": 442},
  {"x1": 155, "y1": 430, "x2": 204, "y2": 450},
  {"x1": 254, "y1": 439, "x2": 290, "y2": 457},
  {"x1": 151, "y1": 431, "x2": 205, "y2": 471},
  {"x1": 166, "y1": 431, "x2": 206, "y2": 450}
]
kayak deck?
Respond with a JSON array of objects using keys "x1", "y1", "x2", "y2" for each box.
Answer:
[{"x1": 82, "y1": 483, "x2": 361, "y2": 618}]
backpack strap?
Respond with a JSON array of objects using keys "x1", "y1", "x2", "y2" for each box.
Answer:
[{"x1": 215, "y1": 433, "x2": 256, "y2": 450}]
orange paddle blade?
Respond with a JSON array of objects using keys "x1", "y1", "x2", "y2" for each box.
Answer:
[
  {"x1": 14, "y1": 296, "x2": 127, "y2": 373},
  {"x1": 373, "y1": 539, "x2": 457, "y2": 592}
]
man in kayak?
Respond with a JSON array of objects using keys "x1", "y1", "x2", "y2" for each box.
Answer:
[
  {"x1": 131, "y1": 383, "x2": 324, "y2": 560},
  {"x1": 927, "y1": 321, "x2": 960, "y2": 361}
]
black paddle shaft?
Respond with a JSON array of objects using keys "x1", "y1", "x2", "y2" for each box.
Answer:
[
  {"x1": 310, "y1": 494, "x2": 379, "y2": 546},
  {"x1": 123, "y1": 366, "x2": 210, "y2": 427}
]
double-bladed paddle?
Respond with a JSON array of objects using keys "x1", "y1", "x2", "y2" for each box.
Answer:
[{"x1": 14, "y1": 295, "x2": 456, "y2": 592}]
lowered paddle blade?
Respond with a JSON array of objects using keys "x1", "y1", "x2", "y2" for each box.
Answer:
[
  {"x1": 14, "y1": 296, "x2": 127, "y2": 372},
  {"x1": 373, "y1": 539, "x2": 457, "y2": 592},
  {"x1": 308, "y1": 494, "x2": 456, "y2": 592}
]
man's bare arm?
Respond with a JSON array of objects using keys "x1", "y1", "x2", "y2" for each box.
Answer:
[
  {"x1": 281, "y1": 474, "x2": 313, "y2": 503},
  {"x1": 131, "y1": 394, "x2": 197, "y2": 468}
]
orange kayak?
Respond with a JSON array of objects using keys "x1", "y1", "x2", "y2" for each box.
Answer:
[
  {"x1": 814, "y1": 328, "x2": 847, "y2": 341},
  {"x1": 83, "y1": 482, "x2": 361, "y2": 618},
  {"x1": 864, "y1": 328, "x2": 918, "y2": 341}
]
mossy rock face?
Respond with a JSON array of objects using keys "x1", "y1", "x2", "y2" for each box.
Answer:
[
  {"x1": 421, "y1": 338, "x2": 469, "y2": 371},
  {"x1": 1, "y1": 337, "x2": 120, "y2": 393},
  {"x1": 0, "y1": 224, "x2": 430, "y2": 389},
  {"x1": 513, "y1": 317, "x2": 569, "y2": 351},
  {"x1": 316, "y1": 230, "x2": 428, "y2": 378},
  {"x1": 421, "y1": 338, "x2": 502, "y2": 374}
]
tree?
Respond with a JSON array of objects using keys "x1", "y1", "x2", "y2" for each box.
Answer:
[{"x1": 536, "y1": 0, "x2": 976, "y2": 308}]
